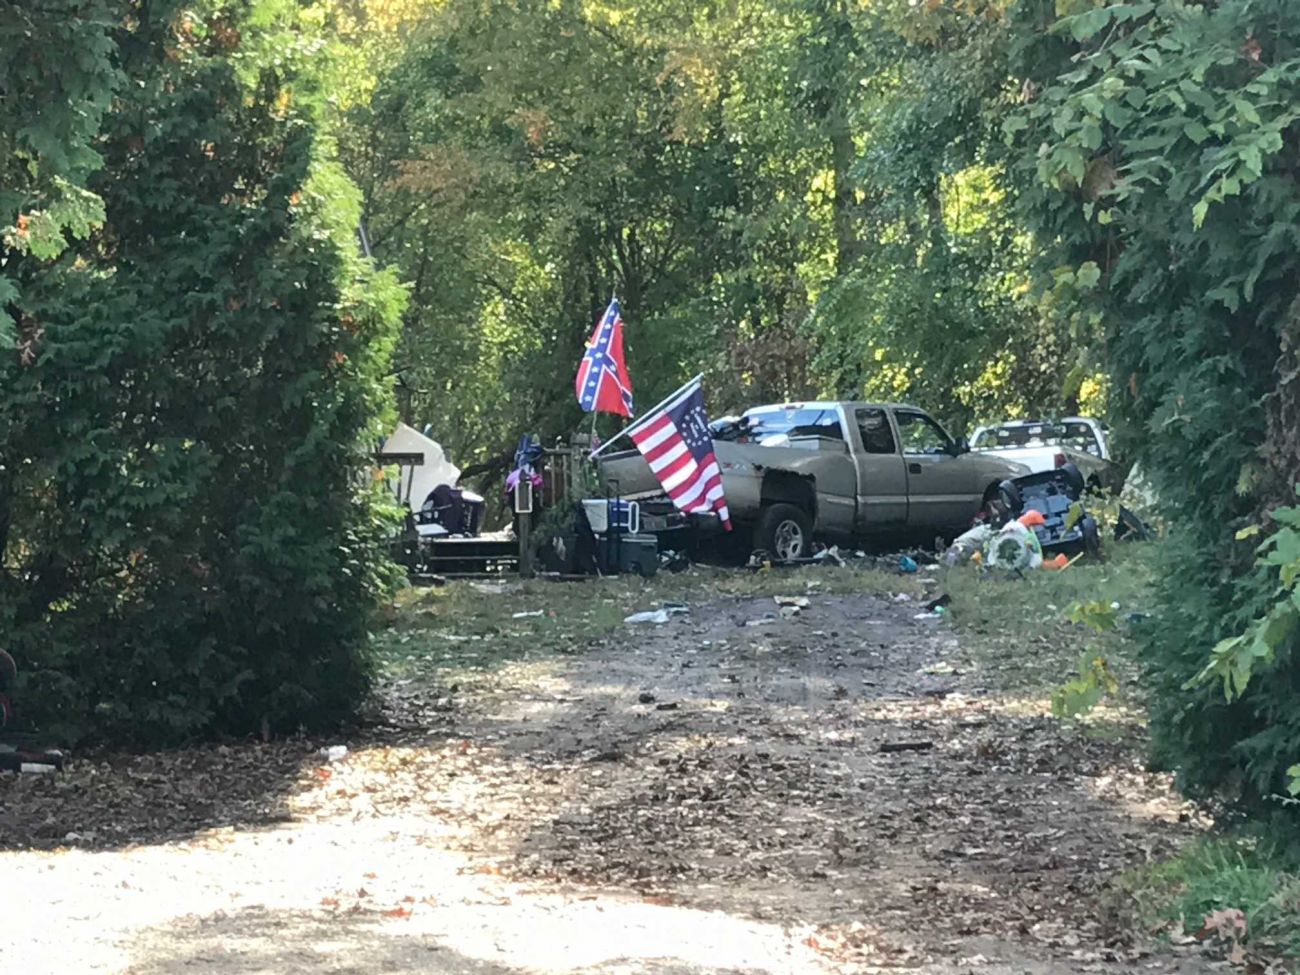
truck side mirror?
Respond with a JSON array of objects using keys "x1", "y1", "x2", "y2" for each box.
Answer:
[{"x1": 952, "y1": 436, "x2": 970, "y2": 455}]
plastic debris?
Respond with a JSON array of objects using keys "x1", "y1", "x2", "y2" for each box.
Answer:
[
  {"x1": 899, "y1": 555, "x2": 919, "y2": 574},
  {"x1": 320, "y1": 745, "x2": 349, "y2": 762},
  {"x1": 625, "y1": 609, "x2": 671, "y2": 625},
  {"x1": 511, "y1": 610, "x2": 545, "y2": 619}
]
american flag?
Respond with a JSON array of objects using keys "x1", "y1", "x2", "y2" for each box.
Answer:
[
  {"x1": 575, "y1": 297, "x2": 634, "y2": 417},
  {"x1": 630, "y1": 382, "x2": 731, "y2": 530}
]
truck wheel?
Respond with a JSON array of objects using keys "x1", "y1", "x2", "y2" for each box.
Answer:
[
  {"x1": 1081, "y1": 515, "x2": 1102, "y2": 558},
  {"x1": 996, "y1": 479, "x2": 1022, "y2": 515},
  {"x1": 755, "y1": 503, "x2": 812, "y2": 562},
  {"x1": 1059, "y1": 462, "x2": 1086, "y2": 497}
]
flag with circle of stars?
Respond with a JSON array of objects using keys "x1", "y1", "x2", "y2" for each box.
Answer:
[{"x1": 629, "y1": 381, "x2": 731, "y2": 530}]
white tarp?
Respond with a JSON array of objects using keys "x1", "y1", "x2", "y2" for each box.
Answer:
[{"x1": 382, "y1": 423, "x2": 460, "y2": 509}]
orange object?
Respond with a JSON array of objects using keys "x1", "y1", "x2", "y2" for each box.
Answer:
[
  {"x1": 1041, "y1": 553, "x2": 1069, "y2": 570},
  {"x1": 1017, "y1": 509, "x2": 1047, "y2": 528}
]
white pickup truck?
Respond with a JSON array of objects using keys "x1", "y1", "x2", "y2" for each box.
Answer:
[{"x1": 969, "y1": 417, "x2": 1118, "y2": 492}]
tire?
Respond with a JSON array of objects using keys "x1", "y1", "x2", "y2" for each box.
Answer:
[
  {"x1": 754, "y1": 503, "x2": 813, "y2": 562},
  {"x1": 997, "y1": 479, "x2": 1022, "y2": 515},
  {"x1": 1081, "y1": 515, "x2": 1102, "y2": 558},
  {"x1": 1059, "y1": 462, "x2": 1086, "y2": 497}
]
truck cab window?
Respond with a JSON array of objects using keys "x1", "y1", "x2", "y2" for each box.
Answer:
[
  {"x1": 740, "y1": 407, "x2": 845, "y2": 445},
  {"x1": 896, "y1": 411, "x2": 953, "y2": 455},
  {"x1": 855, "y1": 408, "x2": 896, "y2": 454}
]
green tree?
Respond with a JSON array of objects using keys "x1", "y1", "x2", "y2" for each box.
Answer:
[
  {"x1": 0, "y1": 0, "x2": 122, "y2": 345},
  {"x1": 1010, "y1": 0, "x2": 1300, "y2": 826},
  {"x1": 0, "y1": 0, "x2": 404, "y2": 743}
]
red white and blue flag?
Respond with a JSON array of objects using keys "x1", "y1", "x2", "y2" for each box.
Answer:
[
  {"x1": 630, "y1": 381, "x2": 732, "y2": 530},
  {"x1": 575, "y1": 297, "x2": 634, "y2": 417}
]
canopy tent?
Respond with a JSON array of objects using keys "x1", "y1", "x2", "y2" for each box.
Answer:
[{"x1": 381, "y1": 423, "x2": 460, "y2": 509}]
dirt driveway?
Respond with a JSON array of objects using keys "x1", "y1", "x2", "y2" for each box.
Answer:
[{"x1": 2, "y1": 584, "x2": 1225, "y2": 974}]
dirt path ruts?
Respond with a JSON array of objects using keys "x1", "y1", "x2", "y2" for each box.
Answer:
[{"x1": 4, "y1": 592, "x2": 1223, "y2": 974}]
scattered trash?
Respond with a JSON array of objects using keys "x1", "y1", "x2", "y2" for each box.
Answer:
[
  {"x1": 921, "y1": 662, "x2": 958, "y2": 675},
  {"x1": 661, "y1": 602, "x2": 691, "y2": 616},
  {"x1": 745, "y1": 617, "x2": 778, "y2": 628},
  {"x1": 913, "y1": 611, "x2": 944, "y2": 621},
  {"x1": 812, "y1": 545, "x2": 846, "y2": 567},
  {"x1": 320, "y1": 745, "x2": 349, "y2": 762},
  {"x1": 944, "y1": 524, "x2": 993, "y2": 566},
  {"x1": 654, "y1": 702, "x2": 679, "y2": 711},
  {"x1": 659, "y1": 550, "x2": 691, "y2": 573},
  {"x1": 985, "y1": 516, "x2": 1044, "y2": 571},
  {"x1": 923, "y1": 594, "x2": 952, "y2": 612},
  {"x1": 1115, "y1": 504, "x2": 1155, "y2": 542},
  {"x1": 511, "y1": 610, "x2": 545, "y2": 619},
  {"x1": 879, "y1": 740, "x2": 934, "y2": 754},
  {"x1": 625, "y1": 609, "x2": 671, "y2": 625},
  {"x1": 898, "y1": 555, "x2": 919, "y2": 574},
  {"x1": 774, "y1": 596, "x2": 810, "y2": 609},
  {"x1": 638, "y1": 691, "x2": 656, "y2": 704},
  {"x1": 0, "y1": 750, "x2": 63, "y2": 773},
  {"x1": 892, "y1": 592, "x2": 912, "y2": 603}
]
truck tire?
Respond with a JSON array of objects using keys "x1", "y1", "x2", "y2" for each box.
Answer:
[
  {"x1": 997, "y1": 479, "x2": 1022, "y2": 515},
  {"x1": 755, "y1": 503, "x2": 813, "y2": 562},
  {"x1": 1081, "y1": 515, "x2": 1102, "y2": 558},
  {"x1": 1059, "y1": 462, "x2": 1086, "y2": 497}
]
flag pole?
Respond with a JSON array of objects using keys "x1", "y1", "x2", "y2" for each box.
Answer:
[{"x1": 589, "y1": 373, "x2": 704, "y2": 459}]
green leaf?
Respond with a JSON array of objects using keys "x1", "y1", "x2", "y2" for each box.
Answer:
[
  {"x1": 1192, "y1": 198, "x2": 1210, "y2": 228},
  {"x1": 1183, "y1": 121, "x2": 1211, "y2": 144},
  {"x1": 1002, "y1": 115, "x2": 1030, "y2": 138},
  {"x1": 1075, "y1": 261, "x2": 1102, "y2": 289},
  {"x1": 1069, "y1": 8, "x2": 1113, "y2": 42}
]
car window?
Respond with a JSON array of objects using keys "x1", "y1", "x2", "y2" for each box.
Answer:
[
  {"x1": 972, "y1": 421, "x2": 1104, "y2": 458},
  {"x1": 740, "y1": 407, "x2": 845, "y2": 444},
  {"x1": 974, "y1": 423, "x2": 1056, "y2": 448},
  {"x1": 895, "y1": 411, "x2": 952, "y2": 455},
  {"x1": 1059, "y1": 422, "x2": 1102, "y2": 457},
  {"x1": 855, "y1": 408, "x2": 896, "y2": 454}
]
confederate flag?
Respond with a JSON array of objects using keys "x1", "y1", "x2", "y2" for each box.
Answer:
[{"x1": 575, "y1": 297, "x2": 634, "y2": 417}]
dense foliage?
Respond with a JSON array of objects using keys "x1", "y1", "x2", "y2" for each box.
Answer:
[
  {"x1": 1010, "y1": 0, "x2": 1300, "y2": 831},
  {"x1": 0, "y1": 0, "x2": 403, "y2": 743}
]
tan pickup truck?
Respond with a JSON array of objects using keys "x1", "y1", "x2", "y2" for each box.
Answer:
[{"x1": 597, "y1": 401, "x2": 1029, "y2": 560}]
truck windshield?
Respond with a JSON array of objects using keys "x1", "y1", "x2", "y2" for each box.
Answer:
[{"x1": 737, "y1": 406, "x2": 845, "y2": 445}]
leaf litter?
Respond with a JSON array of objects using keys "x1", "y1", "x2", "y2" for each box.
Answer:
[{"x1": 0, "y1": 581, "x2": 1235, "y2": 974}]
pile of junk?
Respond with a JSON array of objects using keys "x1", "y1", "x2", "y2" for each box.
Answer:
[
  {"x1": 945, "y1": 462, "x2": 1151, "y2": 572},
  {"x1": 0, "y1": 649, "x2": 64, "y2": 774},
  {"x1": 537, "y1": 494, "x2": 673, "y2": 578},
  {"x1": 383, "y1": 424, "x2": 487, "y2": 539}
]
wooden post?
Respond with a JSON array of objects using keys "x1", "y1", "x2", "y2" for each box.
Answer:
[{"x1": 518, "y1": 510, "x2": 533, "y2": 578}]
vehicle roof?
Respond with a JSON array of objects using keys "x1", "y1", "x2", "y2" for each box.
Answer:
[
  {"x1": 744, "y1": 401, "x2": 922, "y2": 414},
  {"x1": 974, "y1": 416, "x2": 1101, "y2": 429}
]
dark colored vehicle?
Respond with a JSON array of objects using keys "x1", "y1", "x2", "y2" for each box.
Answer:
[{"x1": 999, "y1": 464, "x2": 1101, "y2": 556}]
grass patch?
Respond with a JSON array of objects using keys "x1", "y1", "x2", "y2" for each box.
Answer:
[
  {"x1": 1119, "y1": 836, "x2": 1300, "y2": 964},
  {"x1": 371, "y1": 564, "x2": 923, "y2": 685},
  {"x1": 941, "y1": 544, "x2": 1158, "y2": 703}
]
